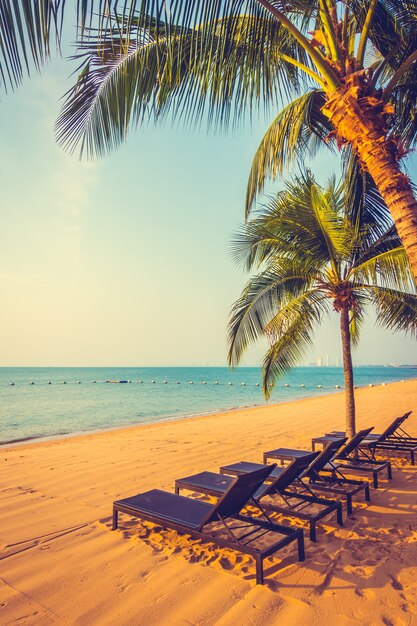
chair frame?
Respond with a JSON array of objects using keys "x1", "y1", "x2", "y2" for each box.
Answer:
[
  {"x1": 312, "y1": 428, "x2": 392, "y2": 488},
  {"x1": 113, "y1": 467, "x2": 305, "y2": 585},
  {"x1": 176, "y1": 454, "x2": 343, "y2": 542}
]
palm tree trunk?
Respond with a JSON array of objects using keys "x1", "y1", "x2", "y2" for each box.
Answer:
[
  {"x1": 339, "y1": 306, "x2": 356, "y2": 439},
  {"x1": 322, "y1": 86, "x2": 417, "y2": 284}
]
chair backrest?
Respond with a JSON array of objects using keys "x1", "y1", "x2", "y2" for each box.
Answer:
[
  {"x1": 389, "y1": 411, "x2": 412, "y2": 438},
  {"x1": 304, "y1": 437, "x2": 347, "y2": 479},
  {"x1": 200, "y1": 464, "x2": 276, "y2": 527},
  {"x1": 337, "y1": 427, "x2": 374, "y2": 459},
  {"x1": 260, "y1": 452, "x2": 319, "y2": 498},
  {"x1": 377, "y1": 415, "x2": 408, "y2": 441}
]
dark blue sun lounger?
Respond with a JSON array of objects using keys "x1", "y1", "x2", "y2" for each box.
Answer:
[
  {"x1": 311, "y1": 428, "x2": 392, "y2": 488},
  {"x1": 283, "y1": 438, "x2": 371, "y2": 515},
  {"x1": 327, "y1": 413, "x2": 416, "y2": 465},
  {"x1": 221, "y1": 438, "x2": 369, "y2": 516},
  {"x1": 176, "y1": 452, "x2": 343, "y2": 542},
  {"x1": 113, "y1": 465, "x2": 305, "y2": 585}
]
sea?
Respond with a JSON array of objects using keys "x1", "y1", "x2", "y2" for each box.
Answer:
[{"x1": 0, "y1": 366, "x2": 415, "y2": 446}]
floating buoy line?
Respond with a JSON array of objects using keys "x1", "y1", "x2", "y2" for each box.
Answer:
[{"x1": 2, "y1": 379, "x2": 349, "y2": 389}]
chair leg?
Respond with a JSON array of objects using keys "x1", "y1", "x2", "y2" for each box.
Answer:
[
  {"x1": 411, "y1": 450, "x2": 415, "y2": 465},
  {"x1": 309, "y1": 520, "x2": 317, "y2": 542},
  {"x1": 174, "y1": 485, "x2": 179, "y2": 495},
  {"x1": 337, "y1": 503, "x2": 343, "y2": 527},
  {"x1": 112, "y1": 507, "x2": 118, "y2": 530},
  {"x1": 387, "y1": 463, "x2": 392, "y2": 480},
  {"x1": 372, "y1": 471, "x2": 378, "y2": 489},
  {"x1": 346, "y1": 494, "x2": 353, "y2": 516},
  {"x1": 365, "y1": 484, "x2": 371, "y2": 502},
  {"x1": 256, "y1": 555, "x2": 264, "y2": 585},
  {"x1": 297, "y1": 532, "x2": 305, "y2": 561}
]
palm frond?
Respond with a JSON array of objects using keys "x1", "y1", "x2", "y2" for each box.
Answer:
[
  {"x1": 57, "y1": 4, "x2": 316, "y2": 157},
  {"x1": 351, "y1": 246, "x2": 415, "y2": 292},
  {"x1": 227, "y1": 261, "x2": 314, "y2": 367},
  {"x1": 309, "y1": 179, "x2": 351, "y2": 270},
  {"x1": 366, "y1": 285, "x2": 417, "y2": 338},
  {"x1": 0, "y1": 0, "x2": 64, "y2": 92},
  {"x1": 388, "y1": 63, "x2": 417, "y2": 149},
  {"x1": 342, "y1": 153, "x2": 393, "y2": 235},
  {"x1": 261, "y1": 290, "x2": 328, "y2": 398},
  {"x1": 245, "y1": 89, "x2": 332, "y2": 216},
  {"x1": 236, "y1": 173, "x2": 349, "y2": 273},
  {"x1": 349, "y1": 296, "x2": 367, "y2": 347}
]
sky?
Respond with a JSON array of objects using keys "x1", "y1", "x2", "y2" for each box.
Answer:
[{"x1": 0, "y1": 30, "x2": 416, "y2": 367}]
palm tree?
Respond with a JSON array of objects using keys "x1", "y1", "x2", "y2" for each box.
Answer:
[
  {"x1": 54, "y1": 1, "x2": 417, "y2": 280},
  {"x1": 227, "y1": 172, "x2": 417, "y2": 437}
]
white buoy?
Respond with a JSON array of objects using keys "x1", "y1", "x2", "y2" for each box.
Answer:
[
  {"x1": 335, "y1": 385, "x2": 340, "y2": 389},
  {"x1": 255, "y1": 383, "x2": 260, "y2": 386},
  {"x1": 284, "y1": 383, "x2": 289, "y2": 387},
  {"x1": 163, "y1": 381, "x2": 168, "y2": 384},
  {"x1": 138, "y1": 380, "x2": 142, "y2": 383},
  {"x1": 151, "y1": 380, "x2": 156, "y2": 384},
  {"x1": 228, "y1": 382, "x2": 233, "y2": 386},
  {"x1": 382, "y1": 382, "x2": 386, "y2": 386},
  {"x1": 176, "y1": 381, "x2": 180, "y2": 384},
  {"x1": 30, "y1": 382, "x2": 35, "y2": 385},
  {"x1": 241, "y1": 382, "x2": 246, "y2": 386},
  {"x1": 93, "y1": 381, "x2": 96, "y2": 384},
  {"x1": 77, "y1": 381, "x2": 81, "y2": 384},
  {"x1": 10, "y1": 382, "x2": 15, "y2": 386},
  {"x1": 316, "y1": 385, "x2": 322, "y2": 388},
  {"x1": 189, "y1": 381, "x2": 193, "y2": 384},
  {"x1": 354, "y1": 385, "x2": 358, "y2": 389},
  {"x1": 202, "y1": 381, "x2": 207, "y2": 385},
  {"x1": 63, "y1": 381, "x2": 67, "y2": 384},
  {"x1": 401, "y1": 380, "x2": 405, "y2": 383},
  {"x1": 369, "y1": 384, "x2": 374, "y2": 387},
  {"x1": 300, "y1": 384, "x2": 305, "y2": 388},
  {"x1": 214, "y1": 381, "x2": 219, "y2": 385}
]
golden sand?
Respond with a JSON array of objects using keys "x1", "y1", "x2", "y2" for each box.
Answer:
[{"x1": 1, "y1": 379, "x2": 417, "y2": 625}]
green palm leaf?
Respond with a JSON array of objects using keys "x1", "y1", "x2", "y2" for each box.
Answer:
[
  {"x1": 245, "y1": 89, "x2": 332, "y2": 216},
  {"x1": 228, "y1": 261, "x2": 314, "y2": 367},
  {"x1": 352, "y1": 246, "x2": 414, "y2": 292},
  {"x1": 56, "y1": 5, "x2": 314, "y2": 157},
  {"x1": 367, "y1": 286, "x2": 417, "y2": 337},
  {"x1": 0, "y1": 0, "x2": 63, "y2": 91},
  {"x1": 261, "y1": 290, "x2": 328, "y2": 397}
]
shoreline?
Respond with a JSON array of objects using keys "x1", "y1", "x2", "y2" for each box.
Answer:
[{"x1": 2, "y1": 376, "x2": 414, "y2": 449}]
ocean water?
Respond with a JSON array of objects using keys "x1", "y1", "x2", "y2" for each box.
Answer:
[{"x1": 0, "y1": 366, "x2": 415, "y2": 445}]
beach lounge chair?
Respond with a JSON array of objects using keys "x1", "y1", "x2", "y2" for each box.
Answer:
[
  {"x1": 262, "y1": 438, "x2": 371, "y2": 515},
  {"x1": 328, "y1": 413, "x2": 417, "y2": 465},
  {"x1": 311, "y1": 428, "x2": 392, "y2": 488},
  {"x1": 113, "y1": 466, "x2": 305, "y2": 585},
  {"x1": 176, "y1": 452, "x2": 343, "y2": 542},
  {"x1": 327, "y1": 412, "x2": 412, "y2": 443}
]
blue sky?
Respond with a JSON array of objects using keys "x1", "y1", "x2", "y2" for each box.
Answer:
[{"x1": 0, "y1": 41, "x2": 416, "y2": 367}]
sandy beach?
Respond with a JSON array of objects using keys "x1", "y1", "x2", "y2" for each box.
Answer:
[{"x1": 1, "y1": 379, "x2": 417, "y2": 625}]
